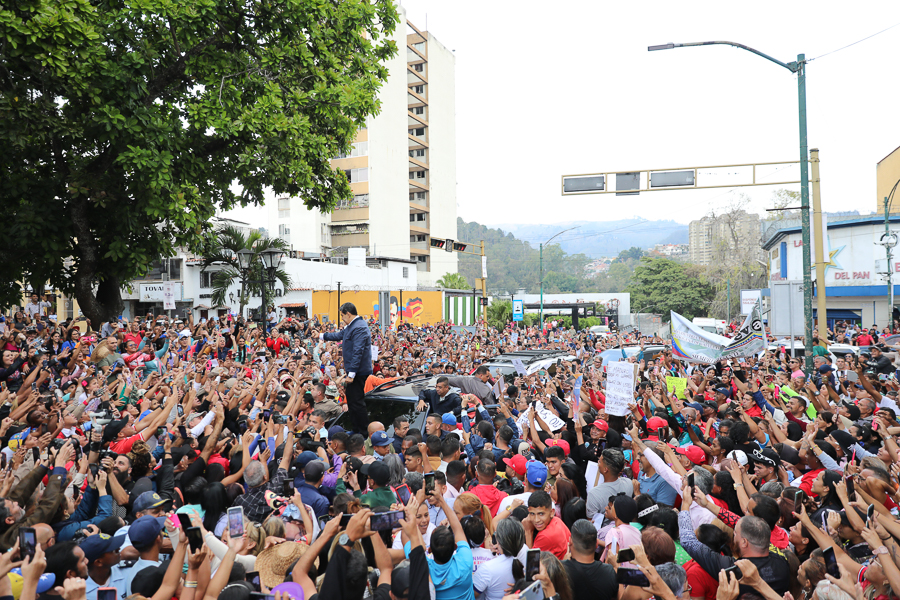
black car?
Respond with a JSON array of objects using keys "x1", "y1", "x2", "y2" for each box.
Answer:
[{"x1": 329, "y1": 374, "x2": 499, "y2": 437}]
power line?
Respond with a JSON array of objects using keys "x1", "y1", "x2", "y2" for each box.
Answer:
[{"x1": 808, "y1": 20, "x2": 900, "y2": 61}]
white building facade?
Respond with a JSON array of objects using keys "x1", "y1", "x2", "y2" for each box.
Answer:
[{"x1": 267, "y1": 7, "x2": 457, "y2": 287}]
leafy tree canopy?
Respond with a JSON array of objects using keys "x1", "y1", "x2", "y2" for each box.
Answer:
[
  {"x1": 627, "y1": 257, "x2": 715, "y2": 321},
  {"x1": 0, "y1": 0, "x2": 398, "y2": 320},
  {"x1": 435, "y1": 272, "x2": 469, "y2": 290}
]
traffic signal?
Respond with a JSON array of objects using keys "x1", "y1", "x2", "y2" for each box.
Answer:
[
  {"x1": 429, "y1": 238, "x2": 445, "y2": 249},
  {"x1": 452, "y1": 242, "x2": 467, "y2": 252},
  {"x1": 480, "y1": 297, "x2": 488, "y2": 306}
]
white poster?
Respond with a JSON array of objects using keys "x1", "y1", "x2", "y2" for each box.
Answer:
[
  {"x1": 511, "y1": 359, "x2": 527, "y2": 376},
  {"x1": 163, "y1": 283, "x2": 176, "y2": 310},
  {"x1": 371, "y1": 346, "x2": 379, "y2": 363},
  {"x1": 605, "y1": 361, "x2": 635, "y2": 417},
  {"x1": 740, "y1": 289, "x2": 762, "y2": 315},
  {"x1": 515, "y1": 405, "x2": 566, "y2": 435},
  {"x1": 481, "y1": 256, "x2": 487, "y2": 279}
]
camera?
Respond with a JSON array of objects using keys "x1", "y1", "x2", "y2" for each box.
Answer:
[
  {"x1": 99, "y1": 450, "x2": 118, "y2": 461},
  {"x1": 89, "y1": 410, "x2": 114, "y2": 426}
]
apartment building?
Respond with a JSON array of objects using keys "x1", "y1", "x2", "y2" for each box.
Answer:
[
  {"x1": 688, "y1": 210, "x2": 763, "y2": 266},
  {"x1": 267, "y1": 7, "x2": 457, "y2": 286}
]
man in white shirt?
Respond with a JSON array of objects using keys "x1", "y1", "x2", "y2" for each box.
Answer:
[
  {"x1": 496, "y1": 458, "x2": 546, "y2": 516},
  {"x1": 24, "y1": 293, "x2": 45, "y2": 319}
]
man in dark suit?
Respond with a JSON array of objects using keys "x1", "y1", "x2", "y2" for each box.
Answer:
[
  {"x1": 416, "y1": 376, "x2": 462, "y2": 416},
  {"x1": 321, "y1": 302, "x2": 372, "y2": 433}
]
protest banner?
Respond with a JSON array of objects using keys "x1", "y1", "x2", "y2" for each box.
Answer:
[
  {"x1": 666, "y1": 376, "x2": 688, "y2": 400},
  {"x1": 671, "y1": 303, "x2": 766, "y2": 364},
  {"x1": 605, "y1": 360, "x2": 635, "y2": 417}
]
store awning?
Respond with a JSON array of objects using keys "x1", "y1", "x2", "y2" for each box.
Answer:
[
  {"x1": 812, "y1": 309, "x2": 861, "y2": 320},
  {"x1": 280, "y1": 303, "x2": 307, "y2": 308}
]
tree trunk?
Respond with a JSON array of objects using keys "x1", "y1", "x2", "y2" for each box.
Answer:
[{"x1": 71, "y1": 199, "x2": 124, "y2": 324}]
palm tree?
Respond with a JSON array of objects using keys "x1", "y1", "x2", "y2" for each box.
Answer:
[
  {"x1": 435, "y1": 272, "x2": 469, "y2": 289},
  {"x1": 486, "y1": 300, "x2": 512, "y2": 328},
  {"x1": 200, "y1": 225, "x2": 291, "y2": 316}
]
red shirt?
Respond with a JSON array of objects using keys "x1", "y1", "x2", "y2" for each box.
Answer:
[
  {"x1": 110, "y1": 430, "x2": 148, "y2": 455},
  {"x1": 471, "y1": 484, "x2": 508, "y2": 518},
  {"x1": 770, "y1": 525, "x2": 790, "y2": 550},
  {"x1": 857, "y1": 334, "x2": 874, "y2": 346},
  {"x1": 685, "y1": 559, "x2": 718, "y2": 600},
  {"x1": 799, "y1": 468, "x2": 823, "y2": 498},
  {"x1": 533, "y1": 517, "x2": 571, "y2": 560}
]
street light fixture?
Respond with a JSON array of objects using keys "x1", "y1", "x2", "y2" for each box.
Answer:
[
  {"x1": 540, "y1": 226, "x2": 580, "y2": 328},
  {"x1": 236, "y1": 249, "x2": 254, "y2": 271},
  {"x1": 649, "y1": 40, "x2": 814, "y2": 372}
]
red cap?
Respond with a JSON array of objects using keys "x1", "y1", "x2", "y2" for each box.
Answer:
[
  {"x1": 546, "y1": 439, "x2": 570, "y2": 456},
  {"x1": 646, "y1": 416, "x2": 669, "y2": 431},
  {"x1": 503, "y1": 454, "x2": 527, "y2": 478},
  {"x1": 675, "y1": 445, "x2": 707, "y2": 465},
  {"x1": 591, "y1": 420, "x2": 609, "y2": 432}
]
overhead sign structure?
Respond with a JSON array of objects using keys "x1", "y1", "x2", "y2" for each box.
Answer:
[
  {"x1": 512, "y1": 299, "x2": 524, "y2": 322},
  {"x1": 561, "y1": 160, "x2": 800, "y2": 196}
]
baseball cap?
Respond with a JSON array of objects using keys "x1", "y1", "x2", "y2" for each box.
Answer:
[
  {"x1": 646, "y1": 416, "x2": 668, "y2": 432},
  {"x1": 129, "y1": 515, "x2": 166, "y2": 550},
  {"x1": 545, "y1": 439, "x2": 570, "y2": 456},
  {"x1": 525, "y1": 460, "x2": 548, "y2": 487},
  {"x1": 294, "y1": 451, "x2": 318, "y2": 471},
  {"x1": 133, "y1": 491, "x2": 167, "y2": 514},
  {"x1": 674, "y1": 445, "x2": 706, "y2": 465},
  {"x1": 303, "y1": 460, "x2": 326, "y2": 483},
  {"x1": 502, "y1": 454, "x2": 527, "y2": 478},
  {"x1": 178, "y1": 329, "x2": 191, "y2": 339},
  {"x1": 102, "y1": 419, "x2": 128, "y2": 443},
  {"x1": 715, "y1": 387, "x2": 733, "y2": 399},
  {"x1": 370, "y1": 431, "x2": 391, "y2": 447},
  {"x1": 80, "y1": 532, "x2": 127, "y2": 562},
  {"x1": 364, "y1": 461, "x2": 391, "y2": 487},
  {"x1": 441, "y1": 414, "x2": 457, "y2": 427},
  {"x1": 726, "y1": 449, "x2": 748, "y2": 466},
  {"x1": 751, "y1": 448, "x2": 780, "y2": 468},
  {"x1": 591, "y1": 420, "x2": 609, "y2": 432}
]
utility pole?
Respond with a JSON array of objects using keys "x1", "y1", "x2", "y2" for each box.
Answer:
[
  {"x1": 540, "y1": 226, "x2": 580, "y2": 328},
  {"x1": 883, "y1": 178, "x2": 900, "y2": 329},
  {"x1": 644, "y1": 41, "x2": 814, "y2": 373},
  {"x1": 337, "y1": 281, "x2": 342, "y2": 316},
  {"x1": 480, "y1": 241, "x2": 487, "y2": 323},
  {"x1": 811, "y1": 149, "x2": 828, "y2": 337},
  {"x1": 727, "y1": 278, "x2": 731, "y2": 324}
]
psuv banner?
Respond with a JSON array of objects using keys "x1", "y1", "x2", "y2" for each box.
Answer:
[{"x1": 671, "y1": 304, "x2": 765, "y2": 364}]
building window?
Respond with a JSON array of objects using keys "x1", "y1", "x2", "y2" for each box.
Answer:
[
  {"x1": 416, "y1": 256, "x2": 427, "y2": 263},
  {"x1": 414, "y1": 106, "x2": 424, "y2": 115},
  {"x1": 409, "y1": 213, "x2": 426, "y2": 222},
  {"x1": 403, "y1": 267, "x2": 409, "y2": 278},
  {"x1": 343, "y1": 168, "x2": 368, "y2": 183},
  {"x1": 278, "y1": 224, "x2": 291, "y2": 236},
  {"x1": 413, "y1": 85, "x2": 424, "y2": 94},
  {"x1": 145, "y1": 259, "x2": 181, "y2": 281},
  {"x1": 414, "y1": 128, "x2": 424, "y2": 137},
  {"x1": 200, "y1": 271, "x2": 213, "y2": 289},
  {"x1": 331, "y1": 223, "x2": 369, "y2": 236},
  {"x1": 416, "y1": 192, "x2": 426, "y2": 200},
  {"x1": 278, "y1": 209, "x2": 290, "y2": 218},
  {"x1": 278, "y1": 198, "x2": 290, "y2": 209},
  {"x1": 409, "y1": 234, "x2": 426, "y2": 242},
  {"x1": 415, "y1": 170, "x2": 425, "y2": 179},
  {"x1": 334, "y1": 141, "x2": 369, "y2": 159},
  {"x1": 413, "y1": 63, "x2": 424, "y2": 72}
]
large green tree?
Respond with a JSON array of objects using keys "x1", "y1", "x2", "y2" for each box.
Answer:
[
  {"x1": 627, "y1": 257, "x2": 715, "y2": 321},
  {"x1": 435, "y1": 272, "x2": 469, "y2": 290},
  {"x1": 0, "y1": 0, "x2": 398, "y2": 321}
]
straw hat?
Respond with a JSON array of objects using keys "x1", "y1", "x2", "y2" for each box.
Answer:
[{"x1": 256, "y1": 541, "x2": 312, "y2": 590}]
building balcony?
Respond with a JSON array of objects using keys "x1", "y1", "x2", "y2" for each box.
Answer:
[{"x1": 332, "y1": 207, "x2": 369, "y2": 222}]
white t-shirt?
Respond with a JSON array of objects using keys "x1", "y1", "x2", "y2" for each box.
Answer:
[
  {"x1": 473, "y1": 555, "x2": 516, "y2": 600},
  {"x1": 496, "y1": 492, "x2": 532, "y2": 515},
  {"x1": 472, "y1": 547, "x2": 494, "y2": 572},
  {"x1": 391, "y1": 523, "x2": 435, "y2": 551}
]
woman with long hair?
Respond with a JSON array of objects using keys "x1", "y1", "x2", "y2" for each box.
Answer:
[
  {"x1": 809, "y1": 470, "x2": 844, "y2": 523},
  {"x1": 454, "y1": 492, "x2": 493, "y2": 534},
  {"x1": 534, "y1": 551, "x2": 573, "y2": 600},
  {"x1": 383, "y1": 454, "x2": 405, "y2": 488},
  {"x1": 475, "y1": 518, "x2": 525, "y2": 600},
  {"x1": 710, "y1": 471, "x2": 743, "y2": 515},
  {"x1": 200, "y1": 482, "x2": 231, "y2": 536},
  {"x1": 551, "y1": 478, "x2": 579, "y2": 519}
]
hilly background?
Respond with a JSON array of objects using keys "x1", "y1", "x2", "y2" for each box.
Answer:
[
  {"x1": 490, "y1": 218, "x2": 687, "y2": 257},
  {"x1": 454, "y1": 217, "x2": 687, "y2": 295}
]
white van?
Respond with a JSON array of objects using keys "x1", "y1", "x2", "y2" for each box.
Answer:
[{"x1": 692, "y1": 317, "x2": 726, "y2": 336}]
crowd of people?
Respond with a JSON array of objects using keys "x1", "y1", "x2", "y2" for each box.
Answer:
[{"x1": 0, "y1": 298, "x2": 899, "y2": 600}]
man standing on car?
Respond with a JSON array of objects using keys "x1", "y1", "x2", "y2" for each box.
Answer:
[{"x1": 321, "y1": 302, "x2": 372, "y2": 434}]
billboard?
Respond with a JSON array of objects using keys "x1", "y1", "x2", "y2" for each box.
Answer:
[{"x1": 312, "y1": 290, "x2": 443, "y2": 327}]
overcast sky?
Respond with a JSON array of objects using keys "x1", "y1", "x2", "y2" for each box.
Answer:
[{"x1": 223, "y1": 1, "x2": 900, "y2": 232}]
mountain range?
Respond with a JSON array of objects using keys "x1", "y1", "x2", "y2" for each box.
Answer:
[{"x1": 488, "y1": 218, "x2": 689, "y2": 257}]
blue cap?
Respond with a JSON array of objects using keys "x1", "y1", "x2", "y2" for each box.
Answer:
[
  {"x1": 133, "y1": 491, "x2": 167, "y2": 514},
  {"x1": 622, "y1": 434, "x2": 633, "y2": 441},
  {"x1": 328, "y1": 425, "x2": 346, "y2": 438},
  {"x1": 80, "y1": 532, "x2": 127, "y2": 561},
  {"x1": 441, "y1": 413, "x2": 457, "y2": 426},
  {"x1": 715, "y1": 387, "x2": 733, "y2": 399},
  {"x1": 371, "y1": 431, "x2": 391, "y2": 447},
  {"x1": 295, "y1": 451, "x2": 318, "y2": 469},
  {"x1": 526, "y1": 461, "x2": 547, "y2": 487},
  {"x1": 686, "y1": 402, "x2": 703, "y2": 412},
  {"x1": 128, "y1": 516, "x2": 166, "y2": 550}
]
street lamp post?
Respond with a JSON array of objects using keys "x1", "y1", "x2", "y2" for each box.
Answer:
[
  {"x1": 883, "y1": 180, "x2": 900, "y2": 329},
  {"x1": 237, "y1": 248, "x2": 285, "y2": 326},
  {"x1": 540, "y1": 226, "x2": 580, "y2": 328},
  {"x1": 649, "y1": 41, "x2": 814, "y2": 372}
]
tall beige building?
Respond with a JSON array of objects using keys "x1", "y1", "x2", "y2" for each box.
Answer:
[
  {"x1": 688, "y1": 210, "x2": 763, "y2": 266},
  {"x1": 267, "y1": 8, "x2": 457, "y2": 285}
]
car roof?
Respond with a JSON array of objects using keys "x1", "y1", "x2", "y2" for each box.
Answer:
[
  {"x1": 367, "y1": 374, "x2": 444, "y2": 399},
  {"x1": 483, "y1": 350, "x2": 571, "y2": 364}
]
